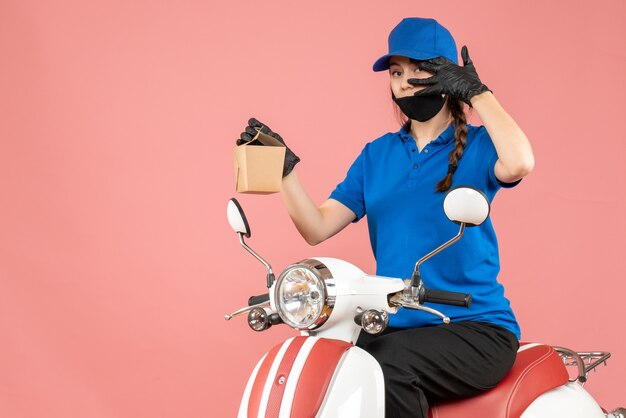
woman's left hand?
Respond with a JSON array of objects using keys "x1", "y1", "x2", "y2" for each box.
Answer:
[{"x1": 408, "y1": 46, "x2": 490, "y2": 105}]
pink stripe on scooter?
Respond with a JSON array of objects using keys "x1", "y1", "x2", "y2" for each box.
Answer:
[{"x1": 291, "y1": 338, "x2": 352, "y2": 417}]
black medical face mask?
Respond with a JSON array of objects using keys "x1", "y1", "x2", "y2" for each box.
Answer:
[{"x1": 392, "y1": 92, "x2": 446, "y2": 122}]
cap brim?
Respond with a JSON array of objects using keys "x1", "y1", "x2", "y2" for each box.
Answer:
[{"x1": 372, "y1": 49, "x2": 454, "y2": 71}]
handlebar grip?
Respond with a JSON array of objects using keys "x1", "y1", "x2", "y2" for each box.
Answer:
[
  {"x1": 419, "y1": 288, "x2": 472, "y2": 308},
  {"x1": 248, "y1": 294, "x2": 270, "y2": 306}
]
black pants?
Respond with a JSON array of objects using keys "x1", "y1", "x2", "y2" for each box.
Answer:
[{"x1": 356, "y1": 321, "x2": 519, "y2": 418}]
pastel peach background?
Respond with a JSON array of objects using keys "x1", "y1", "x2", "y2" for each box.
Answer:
[{"x1": 1, "y1": 1, "x2": 624, "y2": 416}]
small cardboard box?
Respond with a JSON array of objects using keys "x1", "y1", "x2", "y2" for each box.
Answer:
[{"x1": 233, "y1": 130, "x2": 286, "y2": 194}]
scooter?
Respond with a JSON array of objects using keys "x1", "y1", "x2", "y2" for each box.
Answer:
[{"x1": 225, "y1": 186, "x2": 625, "y2": 418}]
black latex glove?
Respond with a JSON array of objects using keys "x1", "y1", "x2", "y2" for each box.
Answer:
[
  {"x1": 408, "y1": 46, "x2": 490, "y2": 105},
  {"x1": 237, "y1": 118, "x2": 300, "y2": 178}
]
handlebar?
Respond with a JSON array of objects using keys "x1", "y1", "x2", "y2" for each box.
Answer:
[
  {"x1": 248, "y1": 294, "x2": 270, "y2": 306},
  {"x1": 418, "y1": 287, "x2": 472, "y2": 308}
]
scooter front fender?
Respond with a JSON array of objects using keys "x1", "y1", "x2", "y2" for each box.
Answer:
[{"x1": 238, "y1": 336, "x2": 385, "y2": 418}]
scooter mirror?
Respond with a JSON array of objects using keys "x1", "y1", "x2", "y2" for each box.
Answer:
[
  {"x1": 443, "y1": 187, "x2": 490, "y2": 227},
  {"x1": 227, "y1": 198, "x2": 251, "y2": 238}
]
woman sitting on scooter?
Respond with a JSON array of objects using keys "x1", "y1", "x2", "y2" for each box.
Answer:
[{"x1": 237, "y1": 17, "x2": 534, "y2": 418}]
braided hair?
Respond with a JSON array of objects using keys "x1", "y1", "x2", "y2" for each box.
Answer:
[{"x1": 435, "y1": 98, "x2": 467, "y2": 192}]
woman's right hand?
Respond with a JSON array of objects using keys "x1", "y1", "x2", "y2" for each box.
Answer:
[{"x1": 237, "y1": 118, "x2": 300, "y2": 178}]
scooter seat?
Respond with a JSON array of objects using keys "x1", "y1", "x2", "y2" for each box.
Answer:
[{"x1": 429, "y1": 343, "x2": 569, "y2": 418}]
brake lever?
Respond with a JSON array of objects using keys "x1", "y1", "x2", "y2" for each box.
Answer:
[
  {"x1": 224, "y1": 301, "x2": 271, "y2": 321},
  {"x1": 402, "y1": 300, "x2": 450, "y2": 324},
  {"x1": 388, "y1": 293, "x2": 450, "y2": 324}
]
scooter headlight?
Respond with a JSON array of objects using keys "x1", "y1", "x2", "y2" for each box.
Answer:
[{"x1": 274, "y1": 259, "x2": 335, "y2": 330}]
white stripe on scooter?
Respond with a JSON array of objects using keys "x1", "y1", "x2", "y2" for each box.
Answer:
[
  {"x1": 278, "y1": 337, "x2": 320, "y2": 418},
  {"x1": 258, "y1": 337, "x2": 295, "y2": 418},
  {"x1": 238, "y1": 353, "x2": 268, "y2": 418}
]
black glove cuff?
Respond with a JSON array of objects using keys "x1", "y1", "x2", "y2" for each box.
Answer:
[
  {"x1": 282, "y1": 155, "x2": 301, "y2": 178},
  {"x1": 465, "y1": 84, "x2": 491, "y2": 106}
]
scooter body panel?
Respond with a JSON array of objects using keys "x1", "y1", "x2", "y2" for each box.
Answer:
[
  {"x1": 316, "y1": 346, "x2": 385, "y2": 418},
  {"x1": 238, "y1": 353, "x2": 267, "y2": 418},
  {"x1": 238, "y1": 337, "x2": 384, "y2": 418},
  {"x1": 520, "y1": 382, "x2": 605, "y2": 418}
]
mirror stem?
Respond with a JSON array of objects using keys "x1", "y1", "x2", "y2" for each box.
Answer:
[
  {"x1": 411, "y1": 223, "x2": 466, "y2": 288},
  {"x1": 238, "y1": 233, "x2": 275, "y2": 288}
]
